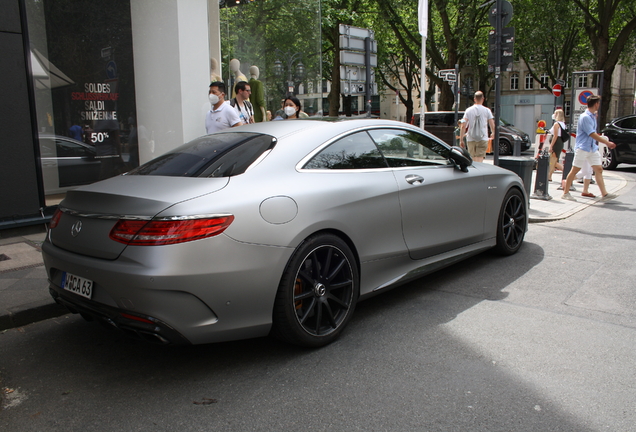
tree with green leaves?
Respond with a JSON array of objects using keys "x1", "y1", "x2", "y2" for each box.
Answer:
[
  {"x1": 513, "y1": 1, "x2": 586, "y2": 92},
  {"x1": 574, "y1": 0, "x2": 636, "y2": 123}
]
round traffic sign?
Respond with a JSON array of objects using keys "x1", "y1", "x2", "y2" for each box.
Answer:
[
  {"x1": 553, "y1": 84, "x2": 562, "y2": 97},
  {"x1": 578, "y1": 90, "x2": 594, "y2": 105}
]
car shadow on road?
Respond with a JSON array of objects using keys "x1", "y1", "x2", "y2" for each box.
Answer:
[{"x1": 0, "y1": 241, "x2": 604, "y2": 431}]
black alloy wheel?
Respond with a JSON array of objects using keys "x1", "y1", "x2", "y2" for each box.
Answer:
[
  {"x1": 272, "y1": 234, "x2": 359, "y2": 347},
  {"x1": 499, "y1": 139, "x2": 512, "y2": 155},
  {"x1": 494, "y1": 188, "x2": 526, "y2": 255}
]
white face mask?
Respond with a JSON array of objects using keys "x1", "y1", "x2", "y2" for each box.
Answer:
[
  {"x1": 209, "y1": 93, "x2": 220, "y2": 106},
  {"x1": 551, "y1": 114, "x2": 556, "y2": 120},
  {"x1": 284, "y1": 106, "x2": 296, "y2": 116}
]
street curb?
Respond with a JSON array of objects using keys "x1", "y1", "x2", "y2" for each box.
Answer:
[{"x1": 0, "y1": 300, "x2": 68, "y2": 332}]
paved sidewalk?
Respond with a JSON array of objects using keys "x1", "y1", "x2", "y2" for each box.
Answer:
[
  {"x1": 525, "y1": 166, "x2": 628, "y2": 223},
  {"x1": 0, "y1": 168, "x2": 628, "y2": 332}
]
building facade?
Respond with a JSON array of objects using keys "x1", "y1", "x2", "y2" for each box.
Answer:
[{"x1": 1, "y1": 0, "x2": 322, "y2": 231}]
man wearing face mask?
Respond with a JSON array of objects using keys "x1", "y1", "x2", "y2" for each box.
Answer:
[{"x1": 206, "y1": 81, "x2": 243, "y2": 134}]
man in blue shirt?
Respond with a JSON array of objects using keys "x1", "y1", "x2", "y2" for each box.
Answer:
[{"x1": 562, "y1": 95, "x2": 617, "y2": 201}]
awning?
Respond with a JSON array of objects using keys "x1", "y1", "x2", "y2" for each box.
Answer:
[{"x1": 30, "y1": 48, "x2": 75, "y2": 90}]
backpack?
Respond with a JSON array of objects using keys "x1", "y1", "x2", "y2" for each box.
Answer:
[
  {"x1": 467, "y1": 108, "x2": 484, "y2": 142},
  {"x1": 559, "y1": 122, "x2": 570, "y2": 143}
]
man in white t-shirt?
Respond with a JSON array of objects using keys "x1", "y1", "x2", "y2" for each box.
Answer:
[
  {"x1": 460, "y1": 91, "x2": 495, "y2": 162},
  {"x1": 206, "y1": 81, "x2": 242, "y2": 134}
]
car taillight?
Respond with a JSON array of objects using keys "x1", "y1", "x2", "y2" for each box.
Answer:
[
  {"x1": 49, "y1": 208, "x2": 62, "y2": 229},
  {"x1": 109, "y1": 215, "x2": 234, "y2": 246}
]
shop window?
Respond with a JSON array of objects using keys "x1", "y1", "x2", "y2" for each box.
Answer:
[
  {"x1": 220, "y1": 0, "x2": 322, "y2": 118},
  {"x1": 25, "y1": 0, "x2": 138, "y2": 203}
]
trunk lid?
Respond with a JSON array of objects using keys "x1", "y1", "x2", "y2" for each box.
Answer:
[{"x1": 50, "y1": 175, "x2": 229, "y2": 259}]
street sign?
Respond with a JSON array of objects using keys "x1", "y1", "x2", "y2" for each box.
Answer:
[
  {"x1": 444, "y1": 73, "x2": 456, "y2": 82},
  {"x1": 438, "y1": 69, "x2": 455, "y2": 78},
  {"x1": 339, "y1": 24, "x2": 374, "y2": 39},
  {"x1": 578, "y1": 90, "x2": 594, "y2": 106},
  {"x1": 341, "y1": 82, "x2": 377, "y2": 95},
  {"x1": 340, "y1": 65, "x2": 374, "y2": 83},
  {"x1": 489, "y1": 0, "x2": 513, "y2": 27},
  {"x1": 339, "y1": 35, "x2": 377, "y2": 53},
  {"x1": 553, "y1": 84, "x2": 562, "y2": 97},
  {"x1": 488, "y1": 27, "x2": 514, "y2": 70},
  {"x1": 338, "y1": 24, "x2": 378, "y2": 101},
  {"x1": 106, "y1": 61, "x2": 117, "y2": 79},
  {"x1": 340, "y1": 50, "x2": 377, "y2": 67}
]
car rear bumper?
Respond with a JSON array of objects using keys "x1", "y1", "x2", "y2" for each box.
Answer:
[
  {"x1": 42, "y1": 234, "x2": 294, "y2": 345},
  {"x1": 49, "y1": 286, "x2": 191, "y2": 344}
]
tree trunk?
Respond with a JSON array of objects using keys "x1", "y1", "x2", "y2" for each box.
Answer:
[{"x1": 328, "y1": 27, "x2": 341, "y2": 117}]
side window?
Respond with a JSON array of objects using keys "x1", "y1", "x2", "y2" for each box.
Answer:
[
  {"x1": 368, "y1": 129, "x2": 451, "y2": 168},
  {"x1": 56, "y1": 139, "x2": 93, "y2": 158},
  {"x1": 618, "y1": 117, "x2": 636, "y2": 130},
  {"x1": 304, "y1": 131, "x2": 388, "y2": 169}
]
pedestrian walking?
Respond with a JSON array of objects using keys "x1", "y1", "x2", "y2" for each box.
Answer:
[
  {"x1": 548, "y1": 109, "x2": 566, "y2": 181},
  {"x1": 460, "y1": 91, "x2": 495, "y2": 163},
  {"x1": 561, "y1": 95, "x2": 617, "y2": 201}
]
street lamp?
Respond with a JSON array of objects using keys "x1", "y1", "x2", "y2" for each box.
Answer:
[{"x1": 273, "y1": 50, "x2": 305, "y2": 97}]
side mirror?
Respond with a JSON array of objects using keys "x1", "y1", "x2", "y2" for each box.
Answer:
[{"x1": 450, "y1": 146, "x2": 472, "y2": 172}]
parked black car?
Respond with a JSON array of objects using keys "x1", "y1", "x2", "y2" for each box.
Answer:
[
  {"x1": 39, "y1": 135, "x2": 120, "y2": 195},
  {"x1": 601, "y1": 115, "x2": 636, "y2": 169},
  {"x1": 410, "y1": 112, "x2": 531, "y2": 155}
]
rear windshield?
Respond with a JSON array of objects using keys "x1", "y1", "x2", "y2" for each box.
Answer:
[{"x1": 127, "y1": 132, "x2": 276, "y2": 177}]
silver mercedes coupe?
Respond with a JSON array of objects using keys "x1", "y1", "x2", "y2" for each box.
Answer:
[{"x1": 42, "y1": 119, "x2": 527, "y2": 347}]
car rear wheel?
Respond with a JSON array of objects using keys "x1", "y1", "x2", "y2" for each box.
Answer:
[
  {"x1": 499, "y1": 139, "x2": 512, "y2": 155},
  {"x1": 272, "y1": 234, "x2": 359, "y2": 347},
  {"x1": 494, "y1": 188, "x2": 526, "y2": 255},
  {"x1": 601, "y1": 146, "x2": 619, "y2": 170}
]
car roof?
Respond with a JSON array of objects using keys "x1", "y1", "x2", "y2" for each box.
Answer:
[{"x1": 221, "y1": 118, "x2": 422, "y2": 140}]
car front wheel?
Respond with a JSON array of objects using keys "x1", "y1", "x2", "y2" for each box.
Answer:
[
  {"x1": 272, "y1": 233, "x2": 359, "y2": 347},
  {"x1": 494, "y1": 188, "x2": 526, "y2": 255},
  {"x1": 601, "y1": 146, "x2": 619, "y2": 170}
]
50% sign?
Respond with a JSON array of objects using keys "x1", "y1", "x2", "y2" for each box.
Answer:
[{"x1": 90, "y1": 132, "x2": 110, "y2": 143}]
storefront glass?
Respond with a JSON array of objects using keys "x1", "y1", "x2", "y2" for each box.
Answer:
[
  {"x1": 25, "y1": 0, "x2": 138, "y2": 205},
  {"x1": 219, "y1": 0, "x2": 322, "y2": 118}
]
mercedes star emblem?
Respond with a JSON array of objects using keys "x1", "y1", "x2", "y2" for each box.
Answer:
[{"x1": 70, "y1": 221, "x2": 83, "y2": 237}]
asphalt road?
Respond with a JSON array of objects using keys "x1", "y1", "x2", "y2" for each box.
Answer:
[{"x1": 2, "y1": 166, "x2": 635, "y2": 432}]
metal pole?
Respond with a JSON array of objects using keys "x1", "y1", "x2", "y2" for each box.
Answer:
[
  {"x1": 493, "y1": 0, "x2": 502, "y2": 166},
  {"x1": 454, "y1": 64, "x2": 459, "y2": 127},
  {"x1": 420, "y1": 36, "x2": 427, "y2": 130},
  {"x1": 365, "y1": 37, "x2": 372, "y2": 117}
]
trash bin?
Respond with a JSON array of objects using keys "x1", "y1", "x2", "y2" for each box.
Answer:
[{"x1": 499, "y1": 156, "x2": 534, "y2": 198}]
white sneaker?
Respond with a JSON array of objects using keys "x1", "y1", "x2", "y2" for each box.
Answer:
[
  {"x1": 601, "y1": 193, "x2": 617, "y2": 201},
  {"x1": 561, "y1": 193, "x2": 577, "y2": 201}
]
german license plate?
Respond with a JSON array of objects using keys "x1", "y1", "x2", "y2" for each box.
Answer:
[{"x1": 62, "y1": 272, "x2": 93, "y2": 299}]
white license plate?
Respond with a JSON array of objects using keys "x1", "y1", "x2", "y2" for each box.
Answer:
[{"x1": 62, "y1": 272, "x2": 93, "y2": 299}]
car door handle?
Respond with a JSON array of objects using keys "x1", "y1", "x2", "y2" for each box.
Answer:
[{"x1": 405, "y1": 174, "x2": 424, "y2": 184}]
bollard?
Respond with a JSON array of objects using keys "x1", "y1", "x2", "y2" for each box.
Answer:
[
  {"x1": 558, "y1": 149, "x2": 576, "y2": 191},
  {"x1": 531, "y1": 150, "x2": 552, "y2": 200},
  {"x1": 513, "y1": 137, "x2": 521, "y2": 156}
]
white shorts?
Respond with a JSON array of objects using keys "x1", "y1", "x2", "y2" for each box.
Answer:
[{"x1": 572, "y1": 148, "x2": 601, "y2": 168}]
